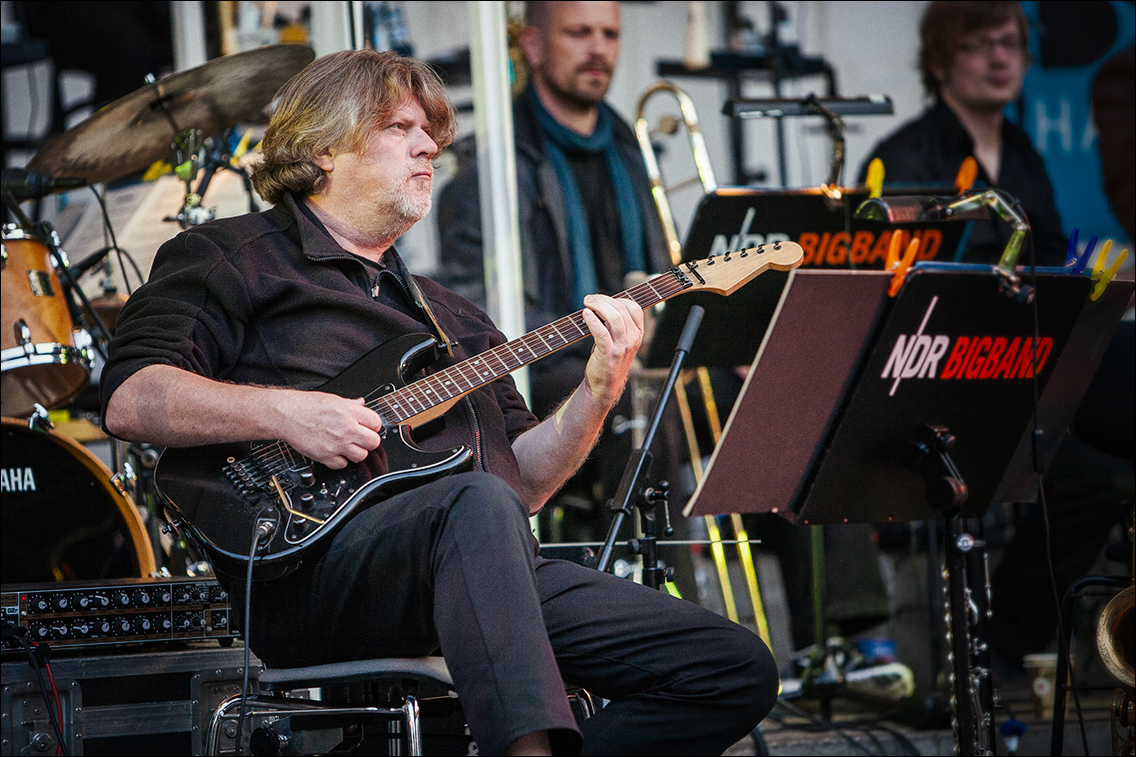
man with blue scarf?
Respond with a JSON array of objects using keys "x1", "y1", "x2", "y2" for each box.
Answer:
[{"x1": 437, "y1": 1, "x2": 672, "y2": 544}]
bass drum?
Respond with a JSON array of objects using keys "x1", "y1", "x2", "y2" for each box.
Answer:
[{"x1": 1, "y1": 418, "x2": 156, "y2": 583}]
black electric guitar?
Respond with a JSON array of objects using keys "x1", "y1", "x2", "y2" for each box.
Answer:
[{"x1": 155, "y1": 244, "x2": 803, "y2": 579}]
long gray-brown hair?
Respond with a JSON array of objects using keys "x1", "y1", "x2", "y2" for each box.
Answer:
[{"x1": 250, "y1": 50, "x2": 457, "y2": 205}]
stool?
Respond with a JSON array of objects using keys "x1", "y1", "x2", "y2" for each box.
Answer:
[{"x1": 205, "y1": 656, "x2": 596, "y2": 755}]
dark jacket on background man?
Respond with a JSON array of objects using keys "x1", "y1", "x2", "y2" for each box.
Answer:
[{"x1": 435, "y1": 86, "x2": 670, "y2": 336}]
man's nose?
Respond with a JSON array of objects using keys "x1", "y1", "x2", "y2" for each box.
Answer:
[{"x1": 412, "y1": 129, "x2": 438, "y2": 158}]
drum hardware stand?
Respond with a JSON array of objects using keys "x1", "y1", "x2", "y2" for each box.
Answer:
[
  {"x1": 141, "y1": 78, "x2": 213, "y2": 230},
  {"x1": 195, "y1": 129, "x2": 262, "y2": 214},
  {"x1": 597, "y1": 306, "x2": 704, "y2": 587},
  {"x1": 161, "y1": 128, "x2": 216, "y2": 228},
  {"x1": 162, "y1": 127, "x2": 260, "y2": 228},
  {"x1": 911, "y1": 424, "x2": 997, "y2": 756}
]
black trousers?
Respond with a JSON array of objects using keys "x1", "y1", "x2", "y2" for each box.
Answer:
[{"x1": 239, "y1": 472, "x2": 777, "y2": 755}]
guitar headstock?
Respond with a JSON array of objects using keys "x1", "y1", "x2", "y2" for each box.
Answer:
[{"x1": 681, "y1": 242, "x2": 804, "y2": 296}]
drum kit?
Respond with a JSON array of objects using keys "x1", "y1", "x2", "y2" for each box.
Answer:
[{"x1": 2, "y1": 44, "x2": 314, "y2": 585}]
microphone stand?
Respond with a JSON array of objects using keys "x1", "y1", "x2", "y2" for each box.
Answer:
[{"x1": 596, "y1": 306, "x2": 705, "y2": 589}]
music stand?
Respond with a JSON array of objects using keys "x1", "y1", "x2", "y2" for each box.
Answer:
[
  {"x1": 684, "y1": 263, "x2": 1132, "y2": 753},
  {"x1": 644, "y1": 187, "x2": 969, "y2": 370},
  {"x1": 684, "y1": 266, "x2": 1131, "y2": 522}
]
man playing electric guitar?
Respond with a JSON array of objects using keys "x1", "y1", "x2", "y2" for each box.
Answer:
[{"x1": 101, "y1": 50, "x2": 777, "y2": 756}]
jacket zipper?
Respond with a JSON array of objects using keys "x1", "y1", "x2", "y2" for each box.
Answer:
[{"x1": 462, "y1": 396, "x2": 484, "y2": 470}]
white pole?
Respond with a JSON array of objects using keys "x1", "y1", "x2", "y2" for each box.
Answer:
[
  {"x1": 309, "y1": 1, "x2": 353, "y2": 57},
  {"x1": 468, "y1": 0, "x2": 528, "y2": 402},
  {"x1": 171, "y1": 1, "x2": 208, "y2": 71}
]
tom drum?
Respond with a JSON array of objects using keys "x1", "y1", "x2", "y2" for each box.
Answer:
[{"x1": 1, "y1": 228, "x2": 92, "y2": 418}]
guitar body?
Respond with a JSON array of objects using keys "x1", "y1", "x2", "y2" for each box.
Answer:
[{"x1": 155, "y1": 334, "x2": 474, "y2": 580}]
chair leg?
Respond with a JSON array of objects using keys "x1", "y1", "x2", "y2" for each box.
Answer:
[
  {"x1": 206, "y1": 692, "x2": 424, "y2": 756},
  {"x1": 402, "y1": 694, "x2": 421, "y2": 756}
]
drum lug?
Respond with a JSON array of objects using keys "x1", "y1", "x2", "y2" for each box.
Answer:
[
  {"x1": 15, "y1": 318, "x2": 31, "y2": 349},
  {"x1": 111, "y1": 462, "x2": 137, "y2": 496},
  {"x1": 27, "y1": 403, "x2": 54, "y2": 432}
]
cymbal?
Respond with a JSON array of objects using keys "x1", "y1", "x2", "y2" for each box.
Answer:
[{"x1": 28, "y1": 44, "x2": 315, "y2": 186}]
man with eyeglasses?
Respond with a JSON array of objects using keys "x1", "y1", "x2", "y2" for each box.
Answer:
[{"x1": 858, "y1": 0, "x2": 1066, "y2": 264}]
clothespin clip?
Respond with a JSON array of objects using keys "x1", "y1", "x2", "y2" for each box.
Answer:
[
  {"x1": 955, "y1": 156, "x2": 978, "y2": 194},
  {"x1": 1064, "y1": 228, "x2": 1079, "y2": 267},
  {"x1": 866, "y1": 158, "x2": 884, "y2": 199},
  {"x1": 1073, "y1": 234, "x2": 1097, "y2": 274},
  {"x1": 885, "y1": 230, "x2": 905, "y2": 270},
  {"x1": 889, "y1": 235, "x2": 920, "y2": 297},
  {"x1": 1090, "y1": 240, "x2": 1129, "y2": 301}
]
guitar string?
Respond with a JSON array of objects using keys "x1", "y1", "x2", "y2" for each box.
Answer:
[{"x1": 236, "y1": 273, "x2": 690, "y2": 478}]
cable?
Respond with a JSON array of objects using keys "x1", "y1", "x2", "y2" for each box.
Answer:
[
  {"x1": 234, "y1": 517, "x2": 273, "y2": 756},
  {"x1": 116, "y1": 246, "x2": 145, "y2": 294},
  {"x1": 864, "y1": 719, "x2": 923, "y2": 757},
  {"x1": 774, "y1": 699, "x2": 876, "y2": 755},
  {"x1": 86, "y1": 182, "x2": 145, "y2": 295},
  {"x1": 1023, "y1": 228, "x2": 1091, "y2": 757},
  {"x1": 88, "y1": 183, "x2": 122, "y2": 265},
  {"x1": 4, "y1": 631, "x2": 70, "y2": 757},
  {"x1": 44, "y1": 656, "x2": 65, "y2": 756}
]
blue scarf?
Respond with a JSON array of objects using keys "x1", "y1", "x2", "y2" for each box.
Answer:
[{"x1": 529, "y1": 86, "x2": 645, "y2": 307}]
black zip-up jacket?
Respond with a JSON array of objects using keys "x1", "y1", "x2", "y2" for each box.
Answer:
[
  {"x1": 101, "y1": 194, "x2": 539, "y2": 496},
  {"x1": 434, "y1": 85, "x2": 670, "y2": 337}
]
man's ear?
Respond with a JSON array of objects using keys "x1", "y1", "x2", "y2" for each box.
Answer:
[
  {"x1": 519, "y1": 25, "x2": 544, "y2": 69},
  {"x1": 929, "y1": 60, "x2": 949, "y2": 88},
  {"x1": 313, "y1": 150, "x2": 334, "y2": 173}
]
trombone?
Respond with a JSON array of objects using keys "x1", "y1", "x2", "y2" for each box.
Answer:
[{"x1": 633, "y1": 81, "x2": 773, "y2": 649}]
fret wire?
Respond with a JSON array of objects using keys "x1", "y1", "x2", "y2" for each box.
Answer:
[
  {"x1": 493, "y1": 346, "x2": 522, "y2": 370},
  {"x1": 489, "y1": 346, "x2": 516, "y2": 370},
  {"x1": 542, "y1": 324, "x2": 567, "y2": 347},
  {"x1": 530, "y1": 328, "x2": 555, "y2": 351},
  {"x1": 404, "y1": 384, "x2": 430, "y2": 411},
  {"x1": 564, "y1": 314, "x2": 588, "y2": 336},
  {"x1": 548, "y1": 320, "x2": 571, "y2": 342}
]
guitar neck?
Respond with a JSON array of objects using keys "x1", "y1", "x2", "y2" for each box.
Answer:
[{"x1": 373, "y1": 268, "x2": 691, "y2": 425}]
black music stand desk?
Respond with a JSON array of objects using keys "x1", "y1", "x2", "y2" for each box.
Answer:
[{"x1": 684, "y1": 265, "x2": 1133, "y2": 523}]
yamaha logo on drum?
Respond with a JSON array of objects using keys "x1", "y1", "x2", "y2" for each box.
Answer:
[{"x1": 1, "y1": 466, "x2": 37, "y2": 492}]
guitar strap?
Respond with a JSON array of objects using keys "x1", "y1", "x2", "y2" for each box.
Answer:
[{"x1": 405, "y1": 274, "x2": 455, "y2": 359}]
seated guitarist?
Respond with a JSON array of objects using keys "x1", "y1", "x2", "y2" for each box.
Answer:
[{"x1": 101, "y1": 50, "x2": 776, "y2": 756}]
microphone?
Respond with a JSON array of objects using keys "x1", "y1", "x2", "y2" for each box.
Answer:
[
  {"x1": 2, "y1": 169, "x2": 87, "y2": 198},
  {"x1": 71, "y1": 247, "x2": 114, "y2": 278}
]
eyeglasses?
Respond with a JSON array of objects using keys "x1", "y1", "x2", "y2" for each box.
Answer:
[{"x1": 955, "y1": 34, "x2": 1026, "y2": 56}]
